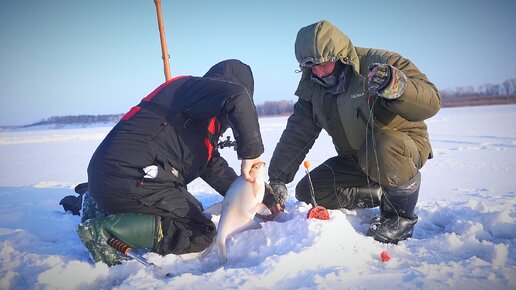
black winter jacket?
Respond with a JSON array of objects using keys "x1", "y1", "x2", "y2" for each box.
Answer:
[{"x1": 87, "y1": 60, "x2": 264, "y2": 207}]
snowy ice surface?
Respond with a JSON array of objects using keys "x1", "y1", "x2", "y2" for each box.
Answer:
[{"x1": 0, "y1": 105, "x2": 515, "y2": 290}]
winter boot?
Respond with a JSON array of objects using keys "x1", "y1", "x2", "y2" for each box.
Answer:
[
  {"x1": 80, "y1": 190, "x2": 109, "y2": 223},
  {"x1": 367, "y1": 172, "x2": 421, "y2": 244},
  {"x1": 59, "y1": 183, "x2": 89, "y2": 216},
  {"x1": 77, "y1": 213, "x2": 162, "y2": 266},
  {"x1": 336, "y1": 184, "x2": 382, "y2": 210}
]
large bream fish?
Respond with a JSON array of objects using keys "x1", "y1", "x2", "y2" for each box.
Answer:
[{"x1": 203, "y1": 161, "x2": 269, "y2": 264}]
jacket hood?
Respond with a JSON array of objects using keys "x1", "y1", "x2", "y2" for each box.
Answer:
[
  {"x1": 295, "y1": 20, "x2": 360, "y2": 71},
  {"x1": 203, "y1": 59, "x2": 254, "y2": 98}
]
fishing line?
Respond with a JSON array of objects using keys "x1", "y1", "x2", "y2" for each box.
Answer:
[
  {"x1": 365, "y1": 94, "x2": 382, "y2": 186},
  {"x1": 321, "y1": 162, "x2": 346, "y2": 209},
  {"x1": 365, "y1": 92, "x2": 401, "y2": 222}
]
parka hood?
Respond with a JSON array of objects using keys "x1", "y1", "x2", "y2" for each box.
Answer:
[
  {"x1": 204, "y1": 59, "x2": 254, "y2": 98},
  {"x1": 295, "y1": 20, "x2": 360, "y2": 71}
]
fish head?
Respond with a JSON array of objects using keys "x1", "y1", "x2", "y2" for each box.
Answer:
[{"x1": 249, "y1": 162, "x2": 266, "y2": 180}]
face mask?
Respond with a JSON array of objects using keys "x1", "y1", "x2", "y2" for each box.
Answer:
[
  {"x1": 311, "y1": 60, "x2": 346, "y2": 88},
  {"x1": 311, "y1": 69, "x2": 338, "y2": 88},
  {"x1": 311, "y1": 62, "x2": 349, "y2": 94}
]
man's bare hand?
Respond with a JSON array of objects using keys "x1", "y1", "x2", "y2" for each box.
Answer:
[{"x1": 241, "y1": 157, "x2": 263, "y2": 183}]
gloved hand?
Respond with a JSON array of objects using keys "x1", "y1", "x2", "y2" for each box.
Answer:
[
  {"x1": 259, "y1": 182, "x2": 284, "y2": 221},
  {"x1": 269, "y1": 180, "x2": 288, "y2": 208},
  {"x1": 367, "y1": 63, "x2": 408, "y2": 100}
]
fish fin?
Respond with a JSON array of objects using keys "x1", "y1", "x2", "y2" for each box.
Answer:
[
  {"x1": 203, "y1": 201, "x2": 223, "y2": 216},
  {"x1": 227, "y1": 220, "x2": 262, "y2": 239}
]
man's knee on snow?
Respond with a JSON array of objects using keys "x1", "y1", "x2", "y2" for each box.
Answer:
[
  {"x1": 358, "y1": 130, "x2": 419, "y2": 186},
  {"x1": 154, "y1": 216, "x2": 216, "y2": 255}
]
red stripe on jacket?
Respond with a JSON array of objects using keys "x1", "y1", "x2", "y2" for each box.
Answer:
[
  {"x1": 204, "y1": 117, "x2": 219, "y2": 161},
  {"x1": 142, "y1": 75, "x2": 189, "y2": 102},
  {"x1": 121, "y1": 75, "x2": 188, "y2": 121},
  {"x1": 121, "y1": 106, "x2": 141, "y2": 121}
]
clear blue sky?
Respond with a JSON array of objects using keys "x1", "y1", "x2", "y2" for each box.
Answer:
[{"x1": 1, "y1": 0, "x2": 515, "y2": 126}]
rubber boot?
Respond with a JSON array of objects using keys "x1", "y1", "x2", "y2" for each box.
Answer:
[
  {"x1": 367, "y1": 172, "x2": 420, "y2": 244},
  {"x1": 77, "y1": 213, "x2": 161, "y2": 266},
  {"x1": 336, "y1": 184, "x2": 382, "y2": 210}
]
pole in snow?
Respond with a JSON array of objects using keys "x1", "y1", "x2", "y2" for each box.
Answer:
[{"x1": 153, "y1": 0, "x2": 172, "y2": 81}]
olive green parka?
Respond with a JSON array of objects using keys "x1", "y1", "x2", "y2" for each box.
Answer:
[{"x1": 269, "y1": 20, "x2": 441, "y2": 184}]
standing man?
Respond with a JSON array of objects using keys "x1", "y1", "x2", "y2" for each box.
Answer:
[
  {"x1": 78, "y1": 59, "x2": 270, "y2": 265},
  {"x1": 268, "y1": 20, "x2": 441, "y2": 244}
]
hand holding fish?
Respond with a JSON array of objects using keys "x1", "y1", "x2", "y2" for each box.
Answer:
[{"x1": 241, "y1": 157, "x2": 263, "y2": 183}]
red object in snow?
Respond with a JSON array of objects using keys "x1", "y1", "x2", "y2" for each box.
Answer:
[
  {"x1": 380, "y1": 251, "x2": 391, "y2": 262},
  {"x1": 307, "y1": 205, "x2": 330, "y2": 220},
  {"x1": 303, "y1": 160, "x2": 330, "y2": 220}
]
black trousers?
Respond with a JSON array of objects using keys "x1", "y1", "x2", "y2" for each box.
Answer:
[
  {"x1": 296, "y1": 128, "x2": 425, "y2": 209},
  {"x1": 296, "y1": 155, "x2": 371, "y2": 209},
  {"x1": 93, "y1": 183, "x2": 216, "y2": 256}
]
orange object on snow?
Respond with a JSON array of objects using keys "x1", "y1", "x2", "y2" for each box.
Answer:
[
  {"x1": 380, "y1": 251, "x2": 391, "y2": 262},
  {"x1": 307, "y1": 205, "x2": 330, "y2": 220},
  {"x1": 303, "y1": 160, "x2": 330, "y2": 220}
]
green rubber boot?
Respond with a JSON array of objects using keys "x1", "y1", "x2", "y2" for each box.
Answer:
[{"x1": 77, "y1": 213, "x2": 161, "y2": 266}]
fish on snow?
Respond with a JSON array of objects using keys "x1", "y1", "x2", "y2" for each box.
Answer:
[{"x1": 203, "y1": 161, "x2": 270, "y2": 264}]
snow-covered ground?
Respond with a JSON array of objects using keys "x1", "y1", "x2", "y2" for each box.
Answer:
[{"x1": 0, "y1": 104, "x2": 514, "y2": 290}]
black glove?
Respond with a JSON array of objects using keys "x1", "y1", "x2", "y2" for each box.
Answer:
[
  {"x1": 258, "y1": 181, "x2": 285, "y2": 221},
  {"x1": 262, "y1": 182, "x2": 277, "y2": 208},
  {"x1": 267, "y1": 180, "x2": 288, "y2": 208},
  {"x1": 367, "y1": 63, "x2": 408, "y2": 100}
]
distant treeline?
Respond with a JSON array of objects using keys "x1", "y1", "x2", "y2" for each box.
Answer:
[
  {"x1": 27, "y1": 78, "x2": 516, "y2": 126},
  {"x1": 441, "y1": 78, "x2": 516, "y2": 107},
  {"x1": 256, "y1": 100, "x2": 294, "y2": 116},
  {"x1": 28, "y1": 114, "x2": 124, "y2": 127},
  {"x1": 28, "y1": 101, "x2": 295, "y2": 126}
]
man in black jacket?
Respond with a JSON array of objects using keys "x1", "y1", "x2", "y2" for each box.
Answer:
[{"x1": 77, "y1": 59, "x2": 269, "y2": 265}]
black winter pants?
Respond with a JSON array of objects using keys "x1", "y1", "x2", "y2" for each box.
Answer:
[
  {"x1": 94, "y1": 184, "x2": 216, "y2": 256},
  {"x1": 296, "y1": 128, "x2": 424, "y2": 209}
]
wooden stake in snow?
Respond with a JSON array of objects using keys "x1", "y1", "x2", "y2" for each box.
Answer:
[{"x1": 153, "y1": 0, "x2": 171, "y2": 81}]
